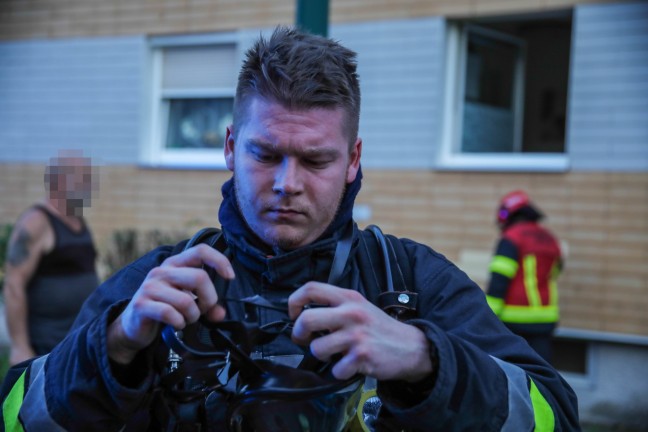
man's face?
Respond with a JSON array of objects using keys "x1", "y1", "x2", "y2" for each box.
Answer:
[
  {"x1": 225, "y1": 97, "x2": 361, "y2": 250},
  {"x1": 46, "y1": 155, "x2": 96, "y2": 214},
  {"x1": 63, "y1": 159, "x2": 93, "y2": 202}
]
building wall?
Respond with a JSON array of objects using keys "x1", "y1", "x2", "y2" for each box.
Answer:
[
  {"x1": 4, "y1": 4, "x2": 647, "y2": 169},
  {"x1": 0, "y1": 0, "x2": 617, "y2": 41},
  {"x1": 568, "y1": 1, "x2": 648, "y2": 170},
  {"x1": 0, "y1": 18, "x2": 446, "y2": 168},
  {"x1": 0, "y1": 36, "x2": 146, "y2": 163},
  {"x1": 1, "y1": 165, "x2": 646, "y2": 337},
  {"x1": 337, "y1": 18, "x2": 445, "y2": 168}
]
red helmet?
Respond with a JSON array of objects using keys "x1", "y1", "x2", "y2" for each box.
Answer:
[{"x1": 497, "y1": 190, "x2": 531, "y2": 226}]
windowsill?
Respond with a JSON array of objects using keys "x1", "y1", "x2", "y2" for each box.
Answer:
[
  {"x1": 141, "y1": 149, "x2": 227, "y2": 170},
  {"x1": 555, "y1": 327, "x2": 648, "y2": 347},
  {"x1": 138, "y1": 163, "x2": 229, "y2": 171},
  {"x1": 435, "y1": 153, "x2": 569, "y2": 172}
]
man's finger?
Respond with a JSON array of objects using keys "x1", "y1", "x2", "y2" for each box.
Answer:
[
  {"x1": 330, "y1": 351, "x2": 360, "y2": 380},
  {"x1": 291, "y1": 307, "x2": 342, "y2": 344},
  {"x1": 147, "y1": 266, "x2": 219, "y2": 314},
  {"x1": 124, "y1": 299, "x2": 188, "y2": 333},
  {"x1": 307, "y1": 330, "x2": 349, "y2": 361},
  {"x1": 142, "y1": 283, "x2": 202, "y2": 324},
  {"x1": 304, "y1": 332, "x2": 362, "y2": 381},
  {"x1": 164, "y1": 244, "x2": 235, "y2": 280},
  {"x1": 204, "y1": 303, "x2": 227, "y2": 323},
  {"x1": 288, "y1": 282, "x2": 359, "y2": 319}
]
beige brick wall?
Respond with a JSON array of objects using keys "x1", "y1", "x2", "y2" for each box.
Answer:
[
  {"x1": 0, "y1": 164, "x2": 221, "y2": 239},
  {"x1": 0, "y1": 0, "x2": 617, "y2": 41},
  {"x1": 1, "y1": 164, "x2": 646, "y2": 336},
  {"x1": 359, "y1": 170, "x2": 648, "y2": 336}
]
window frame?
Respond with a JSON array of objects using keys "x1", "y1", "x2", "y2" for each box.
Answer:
[
  {"x1": 438, "y1": 20, "x2": 570, "y2": 172},
  {"x1": 144, "y1": 33, "x2": 238, "y2": 169}
]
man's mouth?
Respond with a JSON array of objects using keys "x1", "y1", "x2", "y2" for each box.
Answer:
[
  {"x1": 269, "y1": 207, "x2": 300, "y2": 215},
  {"x1": 266, "y1": 207, "x2": 306, "y2": 220}
]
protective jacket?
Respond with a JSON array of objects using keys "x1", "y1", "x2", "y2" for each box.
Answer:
[
  {"x1": 486, "y1": 221, "x2": 562, "y2": 332},
  {"x1": 1, "y1": 178, "x2": 579, "y2": 431}
]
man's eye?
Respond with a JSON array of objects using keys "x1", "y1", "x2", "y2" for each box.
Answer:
[
  {"x1": 254, "y1": 151, "x2": 277, "y2": 163},
  {"x1": 304, "y1": 158, "x2": 329, "y2": 168}
]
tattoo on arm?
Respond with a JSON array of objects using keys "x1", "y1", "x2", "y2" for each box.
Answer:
[{"x1": 8, "y1": 229, "x2": 32, "y2": 266}]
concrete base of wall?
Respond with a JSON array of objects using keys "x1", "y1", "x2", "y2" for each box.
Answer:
[{"x1": 556, "y1": 329, "x2": 648, "y2": 431}]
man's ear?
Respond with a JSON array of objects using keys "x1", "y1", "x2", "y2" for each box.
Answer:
[
  {"x1": 346, "y1": 137, "x2": 362, "y2": 183},
  {"x1": 224, "y1": 125, "x2": 235, "y2": 171}
]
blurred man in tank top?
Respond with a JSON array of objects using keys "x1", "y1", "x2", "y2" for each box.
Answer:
[{"x1": 3, "y1": 149, "x2": 100, "y2": 365}]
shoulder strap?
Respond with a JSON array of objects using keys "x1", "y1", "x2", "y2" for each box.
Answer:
[
  {"x1": 176, "y1": 226, "x2": 417, "y2": 320},
  {"x1": 358, "y1": 225, "x2": 417, "y2": 321},
  {"x1": 32, "y1": 204, "x2": 59, "y2": 238},
  {"x1": 171, "y1": 227, "x2": 224, "y2": 256}
]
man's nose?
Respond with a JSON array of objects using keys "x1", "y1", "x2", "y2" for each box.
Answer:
[{"x1": 273, "y1": 159, "x2": 302, "y2": 196}]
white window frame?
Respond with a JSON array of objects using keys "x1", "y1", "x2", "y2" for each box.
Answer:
[
  {"x1": 144, "y1": 33, "x2": 238, "y2": 169},
  {"x1": 438, "y1": 21, "x2": 569, "y2": 172}
]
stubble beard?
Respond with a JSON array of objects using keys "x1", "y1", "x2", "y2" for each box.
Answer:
[{"x1": 233, "y1": 174, "x2": 346, "y2": 251}]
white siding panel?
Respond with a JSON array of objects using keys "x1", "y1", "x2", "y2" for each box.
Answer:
[
  {"x1": 576, "y1": 1, "x2": 648, "y2": 22},
  {"x1": 571, "y1": 80, "x2": 648, "y2": 96},
  {"x1": 568, "y1": 2, "x2": 648, "y2": 172},
  {"x1": 332, "y1": 18, "x2": 444, "y2": 169},
  {"x1": 0, "y1": 36, "x2": 146, "y2": 164}
]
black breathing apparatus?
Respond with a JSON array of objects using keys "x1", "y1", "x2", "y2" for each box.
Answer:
[{"x1": 155, "y1": 224, "x2": 418, "y2": 432}]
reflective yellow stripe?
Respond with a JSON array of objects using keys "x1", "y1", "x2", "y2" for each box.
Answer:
[
  {"x1": 530, "y1": 379, "x2": 555, "y2": 431},
  {"x1": 499, "y1": 305, "x2": 559, "y2": 324},
  {"x1": 523, "y1": 255, "x2": 541, "y2": 307},
  {"x1": 348, "y1": 388, "x2": 378, "y2": 432},
  {"x1": 549, "y1": 262, "x2": 560, "y2": 306},
  {"x1": 489, "y1": 255, "x2": 519, "y2": 278},
  {"x1": 2, "y1": 371, "x2": 26, "y2": 432},
  {"x1": 486, "y1": 295, "x2": 505, "y2": 316}
]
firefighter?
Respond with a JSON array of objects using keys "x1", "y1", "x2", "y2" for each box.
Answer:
[{"x1": 486, "y1": 190, "x2": 563, "y2": 363}]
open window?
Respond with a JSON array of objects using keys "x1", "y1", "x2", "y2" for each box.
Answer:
[
  {"x1": 145, "y1": 34, "x2": 238, "y2": 168},
  {"x1": 440, "y1": 11, "x2": 572, "y2": 171}
]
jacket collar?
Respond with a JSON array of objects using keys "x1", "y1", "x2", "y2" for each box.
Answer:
[
  {"x1": 217, "y1": 168, "x2": 363, "y2": 290},
  {"x1": 224, "y1": 226, "x2": 359, "y2": 291}
]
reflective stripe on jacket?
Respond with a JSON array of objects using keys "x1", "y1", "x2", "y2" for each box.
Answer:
[{"x1": 0, "y1": 356, "x2": 64, "y2": 432}]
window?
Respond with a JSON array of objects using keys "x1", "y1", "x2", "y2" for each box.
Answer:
[
  {"x1": 461, "y1": 26, "x2": 525, "y2": 154},
  {"x1": 146, "y1": 34, "x2": 238, "y2": 168},
  {"x1": 553, "y1": 337, "x2": 588, "y2": 374},
  {"x1": 440, "y1": 12, "x2": 572, "y2": 171}
]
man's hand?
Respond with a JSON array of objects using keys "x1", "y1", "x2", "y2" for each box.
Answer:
[
  {"x1": 288, "y1": 282, "x2": 433, "y2": 382},
  {"x1": 107, "y1": 244, "x2": 234, "y2": 364}
]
